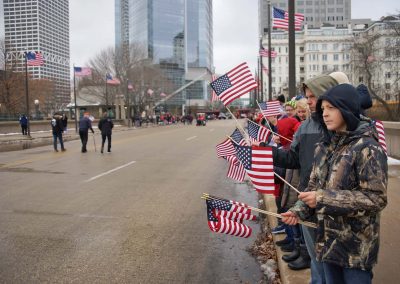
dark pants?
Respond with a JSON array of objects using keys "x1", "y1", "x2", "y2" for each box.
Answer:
[
  {"x1": 79, "y1": 129, "x2": 88, "y2": 152},
  {"x1": 21, "y1": 125, "x2": 27, "y2": 135},
  {"x1": 323, "y1": 262, "x2": 372, "y2": 284},
  {"x1": 53, "y1": 132, "x2": 64, "y2": 150},
  {"x1": 101, "y1": 133, "x2": 112, "y2": 151}
]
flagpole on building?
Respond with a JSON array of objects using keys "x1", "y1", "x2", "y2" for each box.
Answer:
[
  {"x1": 24, "y1": 52, "x2": 31, "y2": 137},
  {"x1": 267, "y1": 0, "x2": 273, "y2": 101},
  {"x1": 73, "y1": 65, "x2": 78, "y2": 133},
  {"x1": 105, "y1": 74, "x2": 108, "y2": 112}
]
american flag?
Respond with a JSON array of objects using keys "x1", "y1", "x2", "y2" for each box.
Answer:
[
  {"x1": 225, "y1": 155, "x2": 239, "y2": 166},
  {"x1": 216, "y1": 138, "x2": 236, "y2": 158},
  {"x1": 272, "y1": 7, "x2": 304, "y2": 31},
  {"x1": 210, "y1": 62, "x2": 258, "y2": 106},
  {"x1": 374, "y1": 120, "x2": 387, "y2": 155},
  {"x1": 248, "y1": 120, "x2": 271, "y2": 143},
  {"x1": 259, "y1": 101, "x2": 282, "y2": 117},
  {"x1": 234, "y1": 145, "x2": 275, "y2": 194},
  {"x1": 106, "y1": 74, "x2": 121, "y2": 85},
  {"x1": 211, "y1": 74, "x2": 219, "y2": 102},
  {"x1": 259, "y1": 47, "x2": 277, "y2": 58},
  {"x1": 26, "y1": 51, "x2": 44, "y2": 66},
  {"x1": 206, "y1": 199, "x2": 255, "y2": 238},
  {"x1": 74, "y1": 67, "x2": 92, "y2": 77},
  {"x1": 230, "y1": 128, "x2": 247, "y2": 146},
  {"x1": 227, "y1": 160, "x2": 246, "y2": 182}
]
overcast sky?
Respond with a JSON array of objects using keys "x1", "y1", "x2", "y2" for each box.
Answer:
[{"x1": 70, "y1": 0, "x2": 399, "y2": 76}]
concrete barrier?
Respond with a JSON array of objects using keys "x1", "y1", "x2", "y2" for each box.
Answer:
[
  {"x1": 383, "y1": 121, "x2": 400, "y2": 159},
  {"x1": 0, "y1": 119, "x2": 127, "y2": 134}
]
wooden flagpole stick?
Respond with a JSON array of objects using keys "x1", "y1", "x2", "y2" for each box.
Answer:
[
  {"x1": 225, "y1": 106, "x2": 251, "y2": 145},
  {"x1": 255, "y1": 100, "x2": 292, "y2": 143},
  {"x1": 202, "y1": 194, "x2": 317, "y2": 228},
  {"x1": 274, "y1": 172, "x2": 301, "y2": 194}
]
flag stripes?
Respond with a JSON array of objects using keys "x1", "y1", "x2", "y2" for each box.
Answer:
[{"x1": 210, "y1": 62, "x2": 258, "y2": 106}]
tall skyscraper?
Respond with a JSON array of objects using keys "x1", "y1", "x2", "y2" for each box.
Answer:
[
  {"x1": 259, "y1": 0, "x2": 351, "y2": 35},
  {"x1": 115, "y1": 0, "x2": 213, "y2": 107},
  {"x1": 1, "y1": 0, "x2": 70, "y2": 105}
]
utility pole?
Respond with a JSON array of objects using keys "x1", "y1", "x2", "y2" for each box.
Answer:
[
  {"x1": 259, "y1": 37, "x2": 264, "y2": 102},
  {"x1": 288, "y1": 0, "x2": 296, "y2": 98},
  {"x1": 73, "y1": 65, "x2": 78, "y2": 132},
  {"x1": 267, "y1": 0, "x2": 273, "y2": 101}
]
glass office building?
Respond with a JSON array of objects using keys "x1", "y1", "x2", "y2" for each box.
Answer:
[
  {"x1": 1, "y1": 0, "x2": 70, "y2": 105},
  {"x1": 115, "y1": 0, "x2": 213, "y2": 108}
]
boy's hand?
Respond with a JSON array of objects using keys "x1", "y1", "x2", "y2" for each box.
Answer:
[
  {"x1": 298, "y1": 192, "x2": 317, "y2": 208},
  {"x1": 281, "y1": 211, "x2": 299, "y2": 225}
]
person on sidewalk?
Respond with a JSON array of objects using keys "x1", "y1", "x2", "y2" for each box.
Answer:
[
  {"x1": 282, "y1": 83, "x2": 388, "y2": 283},
  {"x1": 98, "y1": 112, "x2": 113, "y2": 154},
  {"x1": 79, "y1": 112, "x2": 94, "y2": 153},
  {"x1": 51, "y1": 113, "x2": 66, "y2": 152},
  {"x1": 267, "y1": 74, "x2": 340, "y2": 284},
  {"x1": 19, "y1": 114, "x2": 28, "y2": 135}
]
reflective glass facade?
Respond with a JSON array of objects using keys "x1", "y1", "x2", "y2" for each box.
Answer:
[{"x1": 115, "y1": 0, "x2": 213, "y2": 107}]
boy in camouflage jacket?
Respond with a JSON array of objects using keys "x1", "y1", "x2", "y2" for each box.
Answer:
[{"x1": 282, "y1": 84, "x2": 387, "y2": 283}]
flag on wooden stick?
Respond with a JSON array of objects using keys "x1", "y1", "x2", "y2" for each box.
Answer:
[{"x1": 210, "y1": 62, "x2": 257, "y2": 106}]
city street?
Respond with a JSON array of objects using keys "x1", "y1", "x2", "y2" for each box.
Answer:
[
  {"x1": 1, "y1": 119, "x2": 399, "y2": 283},
  {"x1": 0, "y1": 120, "x2": 262, "y2": 283}
]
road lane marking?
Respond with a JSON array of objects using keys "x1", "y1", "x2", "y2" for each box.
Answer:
[
  {"x1": 85, "y1": 161, "x2": 136, "y2": 182},
  {"x1": 186, "y1": 136, "x2": 197, "y2": 141}
]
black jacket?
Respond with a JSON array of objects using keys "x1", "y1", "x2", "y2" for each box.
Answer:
[
  {"x1": 98, "y1": 117, "x2": 113, "y2": 135},
  {"x1": 51, "y1": 115, "x2": 64, "y2": 134}
]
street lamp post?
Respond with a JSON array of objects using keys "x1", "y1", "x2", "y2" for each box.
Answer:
[{"x1": 34, "y1": 99, "x2": 39, "y2": 120}]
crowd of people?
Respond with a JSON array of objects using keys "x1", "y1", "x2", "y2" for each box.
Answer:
[{"x1": 248, "y1": 71, "x2": 387, "y2": 284}]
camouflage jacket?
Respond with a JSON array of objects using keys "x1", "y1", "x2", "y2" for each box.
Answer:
[{"x1": 291, "y1": 121, "x2": 388, "y2": 270}]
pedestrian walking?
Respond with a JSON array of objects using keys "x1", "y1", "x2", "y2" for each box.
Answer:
[
  {"x1": 79, "y1": 112, "x2": 94, "y2": 153},
  {"x1": 51, "y1": 113, "x2": 66, "y2": 152},
  {"x1": 98, "y1": 112, "x2": 114, "y2": 154},
  {"x1": 282, "y1": 83, "x2": 388, "y2": 283},
  {"x1": 19, "y1": 114, "x2": 28, "y2": 135}
]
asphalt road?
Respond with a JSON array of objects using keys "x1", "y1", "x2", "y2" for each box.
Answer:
[{"x1": 0, "y1": 120, "x2": 263, "y2": 283}]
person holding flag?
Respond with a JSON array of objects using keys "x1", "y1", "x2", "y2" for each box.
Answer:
[{"x1": 281, "y1": 83, "x2": 388, "y2": 283}]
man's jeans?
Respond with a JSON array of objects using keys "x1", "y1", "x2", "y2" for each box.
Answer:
[
  {"x1": 302, "y1": 225, "x2": 326, "y2": 284},
  {"x1": 323, "y1": 262, "x2": 372, "y2": 284},
  {"x1": 53, "y1": 132, "x2": 64, "y2": 150}
]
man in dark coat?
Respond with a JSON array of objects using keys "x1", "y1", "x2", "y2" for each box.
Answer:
[
  {"x1": 79, "y1": 112, "x2": 94, "y2": 153},
  {"x1": 19, "y1": 114, "x2": 28, "y2": 135},
  {"x1": 98, "y1": 112, "x2": 114, "y2": 153},
  {"x1": 51, "y1": 114, "x2": 65, "y2": 152}
]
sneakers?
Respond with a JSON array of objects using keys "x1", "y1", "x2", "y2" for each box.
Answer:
[{"x1": 271, "y1": 224, "x2": 286, "y2": 234}]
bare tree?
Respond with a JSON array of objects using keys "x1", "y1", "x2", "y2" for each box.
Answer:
[{"x1": 352, "y1": 15, "x2": 400, "y2": 121}]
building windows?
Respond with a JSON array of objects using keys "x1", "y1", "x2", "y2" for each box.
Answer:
[
  {"x1": 322, "y1": 44, "x2": 327, "y2": 50},
  {"x1": 322, "y1": 54, "x2": 327, "y2": 61},
  {"x1": 333, "y1": 54, "x2": 339, "y2": 61},
  {"x1": 385, "y1": 72, "x2": 391, "y2": 79},
  {"x1": 359, "y1": 76, "x2": 363, "y2": 83},
  {"x1": 322, "y1": 65, "x2": 327, "y2": 71},
  {"x1": 385, "y1": 83, "x2": 390, "y2": 90}
]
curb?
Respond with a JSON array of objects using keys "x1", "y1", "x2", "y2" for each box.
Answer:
[{"x1": 262, "y1": 194, "x2": 310, "y2": 284}]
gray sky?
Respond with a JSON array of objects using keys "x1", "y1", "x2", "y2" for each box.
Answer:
[{"x1": 70, "y1": 0, "x2": 399, "y2": 76}]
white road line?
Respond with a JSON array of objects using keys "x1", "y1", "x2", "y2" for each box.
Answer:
[
  {"x1": 85, "y1": 161, "x2": 136, "y2": 182},
  {"x1": 186, "y1": 136, "x2": 197, "y2": 141}
]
